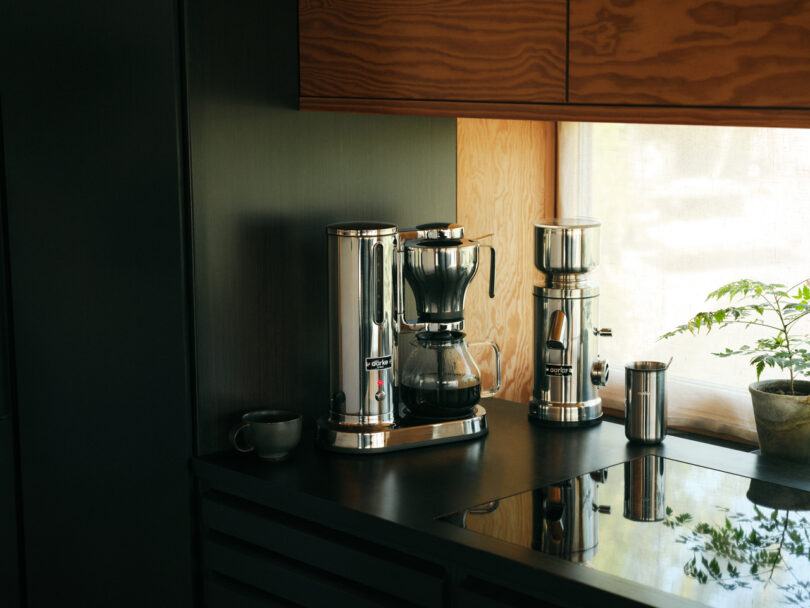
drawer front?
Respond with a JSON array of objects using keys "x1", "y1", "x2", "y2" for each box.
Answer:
[
  {"x1": 200, "y1": 491, "x2": 444, "y2": 607},
  {"x1": 204, "y1": 574, "x2": 300, "y2": 608},
  {"x1": 454, "y1": 576, "x2": 560, "y2": 608}
]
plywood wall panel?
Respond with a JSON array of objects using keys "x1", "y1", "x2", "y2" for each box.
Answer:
[{"x1": 457, "y1": 119, "x2": 556, "y2": 405}]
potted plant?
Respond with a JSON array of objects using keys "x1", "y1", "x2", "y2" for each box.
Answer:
[{"x1": 661, "y1": 279, "x2": 810, "y2": 464}]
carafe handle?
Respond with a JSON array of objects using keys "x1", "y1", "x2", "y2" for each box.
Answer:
[
  {"x1": 470, "y1": 236, "x2": 496, "y2": 299},
  {"x1": 395, "y1": 237, "x2": 426, "y2": 332},
  {"x1": 480, "y1": 244, "x2": 496, "y2": 298},
  {"x1": 470, "y1": 341, "x2": 502, "y2": 398}
]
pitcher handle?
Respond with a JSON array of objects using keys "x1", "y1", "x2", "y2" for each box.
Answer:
[{"x1": 470, "y1": 341, "x2": 502, "y2": 398}]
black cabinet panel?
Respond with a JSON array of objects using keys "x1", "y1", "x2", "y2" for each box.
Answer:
[
  {"x1": 201, "y1": 491, "x2": 444, "y2": 607},
  {"x1": 204, "y1": 534, "x2": 413, "y2": 608},
  {"x1": 0, "y1": 99, "x2": 21, "y2": 608},
  {"x1": 0, "y1": 419, "x2": 20, "y2": 608},
  {"x1": 0, "y1": 2, "x2": 194, "y2": 606},
  {"x1": 205, "y1": 575, "x2": 301, "y2": 608},
  {"x1": 186, "y1": 0, "x2": 457, "y2": 455}
]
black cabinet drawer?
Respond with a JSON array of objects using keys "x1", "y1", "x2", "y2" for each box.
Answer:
[
  {"x1": 454, "y1": 577, "x2": 559, "y2": 608},
  {"x1": 204, "y1": 574, "x2": 300, "y2": 608},
  {"x1": 201, "y1": 491, "x2": 444, "y2": 607}
]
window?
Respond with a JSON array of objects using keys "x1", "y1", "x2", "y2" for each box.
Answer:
[{"x1": 559, "y1": 123, "x2": 810, "y2": 443}]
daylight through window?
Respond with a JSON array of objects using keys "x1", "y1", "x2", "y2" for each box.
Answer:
[{"x1": 558, "y1": 123, "x2": 810, "y2": 442}]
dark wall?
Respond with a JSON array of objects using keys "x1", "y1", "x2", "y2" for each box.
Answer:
[
  {"x1": 0, "y1": 101, "x2": 21, "y2": 607},
  {"x1": 1, "y1": 2, "x2": 194, "y2": 606},
  {"x1": 0, "y1": 419, "x2": 19, "y2": 606},
  {"x1": 187, "y1": 0, "x2": 457, "y2": 454}
]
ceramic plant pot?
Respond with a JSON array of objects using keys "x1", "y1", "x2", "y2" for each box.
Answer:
[{"x1": 749, "y1": 380, "x2": 810, "y2": 464}]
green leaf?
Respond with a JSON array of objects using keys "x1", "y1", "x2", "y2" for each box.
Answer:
[{"x1": 663, "y1": 278, "x2": 810, "y2": 379}]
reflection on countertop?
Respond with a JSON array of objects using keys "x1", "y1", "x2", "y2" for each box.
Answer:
[{"x1": 443, "y1": 456, "x2": 810, "y2": 607}]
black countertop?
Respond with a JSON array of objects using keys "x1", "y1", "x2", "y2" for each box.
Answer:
[{"x1": 193, "y1": 399, "x2": 810, "y2": 608}]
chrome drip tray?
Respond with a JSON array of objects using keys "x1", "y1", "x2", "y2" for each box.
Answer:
[{"x1": 316, "y1": 405, "x2": 487, "y2": 453}]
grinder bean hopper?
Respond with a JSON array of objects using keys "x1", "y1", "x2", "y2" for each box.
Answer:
[{"x1": 529, "y1": 218, "x2": 612, "y2": 426}]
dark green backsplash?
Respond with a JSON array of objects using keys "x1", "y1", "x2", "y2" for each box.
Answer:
[{"x1": 187, "y1": 0, "x2": 457, "y2": 454}]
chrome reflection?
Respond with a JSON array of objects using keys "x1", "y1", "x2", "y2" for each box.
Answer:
[
  {"x1": 450, "y1": 470, "x2": 609, "y2": 563},
  {"x1": 533, "y1": 471, "x2": 610, "y2": 562},
  {"x1": 623, "y1": 455, "x2": 666, "y2": 522}
]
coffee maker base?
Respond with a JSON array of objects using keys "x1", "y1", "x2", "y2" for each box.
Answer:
[
  {"x1": 316, "y1": 405, "x2": 488, "y2": 454},
  {"x1": 528, "y1": 398, "x2": 603, "y2": 427}
]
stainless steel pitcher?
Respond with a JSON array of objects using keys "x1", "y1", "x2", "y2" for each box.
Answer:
[{"x1": 624, "y1": 360, "x2": 670, "y2": 444}]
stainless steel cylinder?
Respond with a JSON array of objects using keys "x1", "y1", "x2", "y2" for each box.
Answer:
[
  {"x1": 625, "y1": 361, "x2": 668, "y2": 444},
  {"x1": 530, "y1": 218, "x2": 607, "y2": 426},
  {"x1": 532, "y1": 472, "x2": 601, "y2": 562},
  {"x1": 403, "y1": 238, "x2": 479, "y2": 323},
  {"x1": 327, "y1": 222, "x2": 398, "y2": 426},
  {"x1": 623, "y1": 456, "x2": 666, "y2": 522},
  {"x1": 535, "y1": 218, "x2": 600, "y2": 275},
  {"x1": 529, "y1": 284, "x2": 604, "y2": 424}
]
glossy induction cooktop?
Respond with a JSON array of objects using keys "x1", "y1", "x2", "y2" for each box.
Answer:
[{"x1": 440, "y1": 456, "x2": 810, "y2": 607}]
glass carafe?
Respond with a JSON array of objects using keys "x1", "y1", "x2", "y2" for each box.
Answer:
[{"x1": 400, "y1": 331, "x2": 501, "y2": 419}]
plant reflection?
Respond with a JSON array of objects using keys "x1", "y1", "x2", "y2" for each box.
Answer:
[{"x1": 664, "y1": 505, "x2": 810, "y2": 604}]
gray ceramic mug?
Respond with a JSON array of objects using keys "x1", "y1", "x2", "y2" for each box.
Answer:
[{"x1": 229, "y1": 410, "x2": 303, "y2": 460}]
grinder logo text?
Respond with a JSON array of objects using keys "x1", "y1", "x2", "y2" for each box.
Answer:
[{"x1": 365, "y1": 356, "x2": 393, "y2": 371}]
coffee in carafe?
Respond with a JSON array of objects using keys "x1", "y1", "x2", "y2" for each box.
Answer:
[{"x1": 400, "y1": 331, "x2": 499, "y2": 419}]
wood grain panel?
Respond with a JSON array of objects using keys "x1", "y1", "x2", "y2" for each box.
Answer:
[
  {"x1": 463, "y1": 492, "x2": 535, "y2": 549},
  {"x1": 457, "y1": 119, "x2": 555, "y2": 405},
  {"x1": 570, "y1": 0, "x2": 810, "y2": 107},
  {"x1": 301, "y1": 96, "x2": 810, "y2": 128},
  {"x1": 299, "y1": 0, "x2": 566, "y2": 103}
]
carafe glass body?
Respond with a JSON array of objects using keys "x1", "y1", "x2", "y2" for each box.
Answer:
[{"x1": 400, "y1": 331, "x2": 499, "y2": 419}]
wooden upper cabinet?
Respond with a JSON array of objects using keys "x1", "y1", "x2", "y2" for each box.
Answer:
[
  {"x1": 569, "y1": 0, "x2": 810, "y2": 107},
  {"x1": 299, "y1": 0, "x2": 567, "y2": 104}
]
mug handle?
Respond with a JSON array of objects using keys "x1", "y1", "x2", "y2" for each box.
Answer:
[
  {"x1": 229, "y1": 423, "x2": 254, "y2": 453},
  {"x1": 470, "y1": 341, "x2": 502, "y2": 398}
]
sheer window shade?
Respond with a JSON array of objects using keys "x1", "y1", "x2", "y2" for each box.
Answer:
[{"x1": 558, "y1": 123, "x2": 810, "y2": 444}]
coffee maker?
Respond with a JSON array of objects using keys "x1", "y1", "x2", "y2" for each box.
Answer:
[
  {"x1": 529, "y1": 218, "x2": 611, "y2": 426},
  {"x1": 317, "y1": 221, "x2": 500, "y2": 453}
]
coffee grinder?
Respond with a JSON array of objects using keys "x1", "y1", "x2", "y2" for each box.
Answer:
[
  {"x1": 532, "y1": 469, "x2": 609, "y2": 562},
  {"x1": 318, "y1": 221, "x2": 500, "y2": 453},
  {"x1": 529, "y1": 218, "x2": 611, "y2": 426}
]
